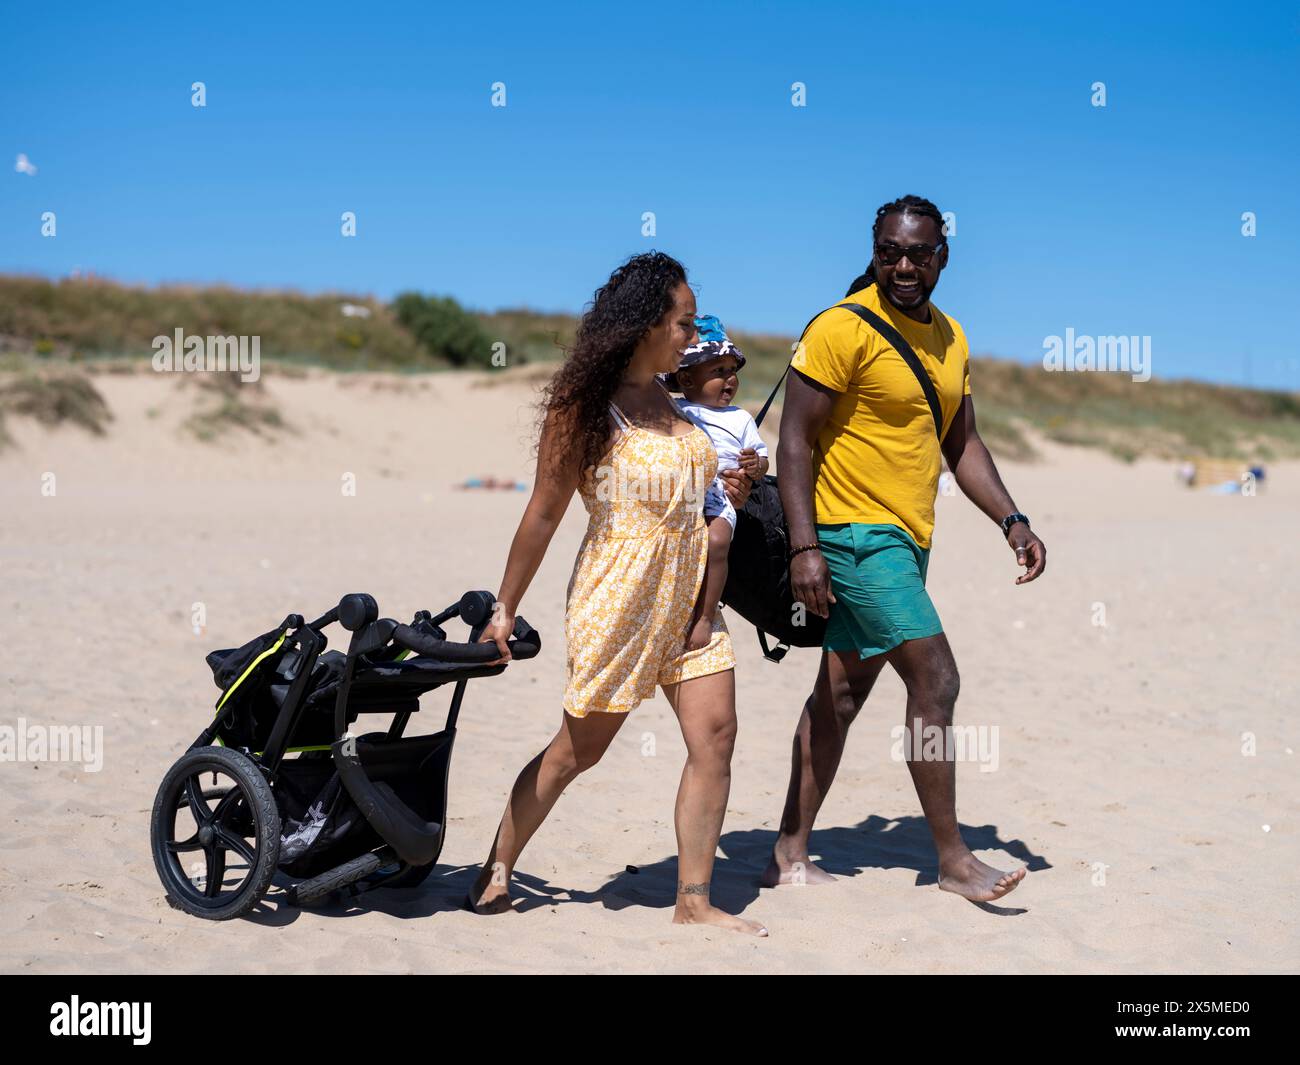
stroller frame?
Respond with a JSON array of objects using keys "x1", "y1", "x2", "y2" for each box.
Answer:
[{"x1": 150, "y1": 590, "x2": 539, "y2": 920}]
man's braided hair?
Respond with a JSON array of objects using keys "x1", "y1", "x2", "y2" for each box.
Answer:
[{"x1": 845, "y1": 194, "x2": 946, "y2": 297}]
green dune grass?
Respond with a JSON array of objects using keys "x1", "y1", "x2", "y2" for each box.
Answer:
[{"x1": 2, "y1": 275, "x2": 1297, "y2": 462}]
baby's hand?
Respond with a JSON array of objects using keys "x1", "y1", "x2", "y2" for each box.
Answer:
[{"x1": 738, "y1": 447, "x2": 761, "y2": 476}]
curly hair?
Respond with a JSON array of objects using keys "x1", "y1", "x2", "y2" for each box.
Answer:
[
  {"x1": 845, "y1": 194, "x2": 946, "y2": 296},
  {"x1": 537, "y1": 251, "x2": 688, "y2": 474}
]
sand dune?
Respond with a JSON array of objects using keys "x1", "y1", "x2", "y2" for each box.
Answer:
[{"x1": 1, "y1": 366, "x2": 1295, "y2": 973}]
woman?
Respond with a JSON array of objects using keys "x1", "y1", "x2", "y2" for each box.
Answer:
[{"x1": 471, "y1": 251, "x2": 766, "y2": 936}]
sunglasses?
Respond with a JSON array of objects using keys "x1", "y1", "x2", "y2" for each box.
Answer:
[{"x1": 875, "y1": 241, "x2": 946, "y2": 268}]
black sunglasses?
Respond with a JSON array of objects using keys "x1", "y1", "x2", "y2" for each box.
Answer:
[{"x1": 875, "y1": 241, "x2": 946, "y2": 268}]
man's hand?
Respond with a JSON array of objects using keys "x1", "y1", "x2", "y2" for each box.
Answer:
[
  {"x1": 790, "y1": 549, "x2": 837, "y2": 618},
  {"x1": 719, "y1": 467, "x2": 752, "y2": 508},
  {"x1": 1008, "y1": 525, "x2": 1046, "y2": 584}
]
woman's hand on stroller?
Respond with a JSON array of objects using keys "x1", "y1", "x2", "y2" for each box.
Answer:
[{"x1": 479, "y1": 606, "x2": 515, "y2": 664}]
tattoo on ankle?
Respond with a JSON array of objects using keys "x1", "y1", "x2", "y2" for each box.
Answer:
[{"x1": 678, "y1": 881, "x2": 709, "y2": 896}]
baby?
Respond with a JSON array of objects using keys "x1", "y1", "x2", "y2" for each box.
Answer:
[{"x1": 669, "y1": 316, "x2": 769, "y2": 651}]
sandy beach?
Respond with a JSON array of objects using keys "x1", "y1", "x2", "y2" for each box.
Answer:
[{"x1": 1, "y1": 365, "x2": 1295, "y2": 974}]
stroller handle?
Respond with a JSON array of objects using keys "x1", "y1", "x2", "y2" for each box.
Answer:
[
  {"x1": 390, "y1": 616, "x2": 540, "y2": 663},
  {"x1": 306, "y1": 607, "x2": 340, "y2": 631}
]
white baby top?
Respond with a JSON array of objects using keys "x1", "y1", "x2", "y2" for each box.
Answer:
[{"x1": 677, "y1": 401, "x2": 768, "y2": 529}]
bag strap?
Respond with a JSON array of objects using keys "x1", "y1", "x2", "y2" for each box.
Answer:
[
  {"x1": 757, "y1": 630, "x2": 790, "y2": 663},
  {"x1": 837, "y1": 303, "x2": 945, "y2": 441},
  {"x1": 754, "y1": 288, "x2": 946, "y2": 441},
  {"x1": 753, "y1": 305, "x2": 841, "y2": 429}
]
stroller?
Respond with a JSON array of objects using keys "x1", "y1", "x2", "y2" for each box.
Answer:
[{"x1": 149, "y1": 590, "x2": 539, "y2": 920}]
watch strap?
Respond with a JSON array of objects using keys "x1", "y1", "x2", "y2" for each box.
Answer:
[{"x1": 1000, "y1": 512, "x2": 1030, "y2": 536}]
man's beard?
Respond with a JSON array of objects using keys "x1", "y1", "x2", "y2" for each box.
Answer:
[{"x1": 881, "y1": 275, "x2": 933, "y2": 309}]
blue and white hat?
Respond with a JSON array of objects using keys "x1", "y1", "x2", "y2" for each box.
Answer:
[{"x1": 677, "y1": 314, "x2": 746, "y2": 372}]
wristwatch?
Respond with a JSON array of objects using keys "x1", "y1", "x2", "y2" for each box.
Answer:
[{"x1": 1000, "y1": 512, "x2": 1030, "y2": 537}]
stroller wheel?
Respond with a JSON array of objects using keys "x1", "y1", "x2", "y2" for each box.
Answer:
[{"x1": 151, "y1": 746, "x2": 281, "y2": 921}]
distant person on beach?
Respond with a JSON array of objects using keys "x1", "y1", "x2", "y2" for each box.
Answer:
[
  {"x1": 665, "y1": 316, "x2": 768, "y2": 653},
  {"x1": 763, "y1": 195, "x2": 1045, "y2": 902},
  {"x1": 471, "y1": 252, "x2": 767, "y2": 936}
]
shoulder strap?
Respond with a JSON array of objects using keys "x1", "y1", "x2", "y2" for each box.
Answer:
[
  {"x1": 607, "y1": 401, "x2": 630, "y2": 429},
  {"x1": 753, "y1": 305, "x2": 842, "y2": 429},
  {"x1": 837, "y1": 303, "x2": 945, "y2": 441},
  {"x1": 755, "y1": 290, "x2": 946, "y2": 441}
]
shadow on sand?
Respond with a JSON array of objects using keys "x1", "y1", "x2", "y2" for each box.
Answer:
[{"x1": 237, "y1": 814, "x2": 1049, "y2": 923}]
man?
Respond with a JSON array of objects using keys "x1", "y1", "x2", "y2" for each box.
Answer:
[{"x1": 762, "y1": 195, "x2": 1045, "y2": 902}]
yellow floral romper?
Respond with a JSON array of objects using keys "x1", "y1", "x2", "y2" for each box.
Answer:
[{"x1": 563, "y1": 384, "x2": 736, "y2": 717}]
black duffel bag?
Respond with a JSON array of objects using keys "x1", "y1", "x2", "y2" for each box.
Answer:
[{"x1": 722, "y1": 473, "x2": 826, "y2": 661}]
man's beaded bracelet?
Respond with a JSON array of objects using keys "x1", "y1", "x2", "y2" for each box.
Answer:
[{"x1": 788, "y1": 543, "x2": 821, "y2": 560}]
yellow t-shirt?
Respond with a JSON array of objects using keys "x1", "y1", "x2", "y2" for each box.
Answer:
[{"x1": 789, "y1": 283, "x2": 971, "y2": 549}]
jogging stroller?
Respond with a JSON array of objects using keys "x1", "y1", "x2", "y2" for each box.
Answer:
[{"x1": 149, "y1": 590, "x2": 539, "y2": 920}]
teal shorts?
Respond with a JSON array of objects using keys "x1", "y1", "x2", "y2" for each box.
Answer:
[{"x1": 817, "y1": 523, "x2": 944, "y2": 660}]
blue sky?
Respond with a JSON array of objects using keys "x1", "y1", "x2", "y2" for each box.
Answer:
[{"x1": 2, "y1": 1, "x2": 1297, "y2": 388}]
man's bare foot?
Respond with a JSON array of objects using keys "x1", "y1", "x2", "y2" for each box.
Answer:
[
  {"x1": 760, "y1": 847, "x2": 836, "y2": 887},
  {"x1": 467, "y1": 873, "x2": 515, "y2": 915},
  {"x1": 673, "y1": 902, "x2": 768, "y2": 937},
  {"x1": 937, "y1": 852, "x2": 1026, "y2": 902}
]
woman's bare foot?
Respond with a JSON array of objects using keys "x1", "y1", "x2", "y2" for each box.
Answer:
[
  {"x1": 467, "y1": 868, "x2": 515, "y2": 914},
  {"x1": 673, "y1": 899, "x2": 768, "y2": 937},
  {"x1": 760, "y1": 842, "x2": 837, "y2": 887},
  {"x1": 937, "y1": 852, "x2": 1026, "y2": 902}
]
